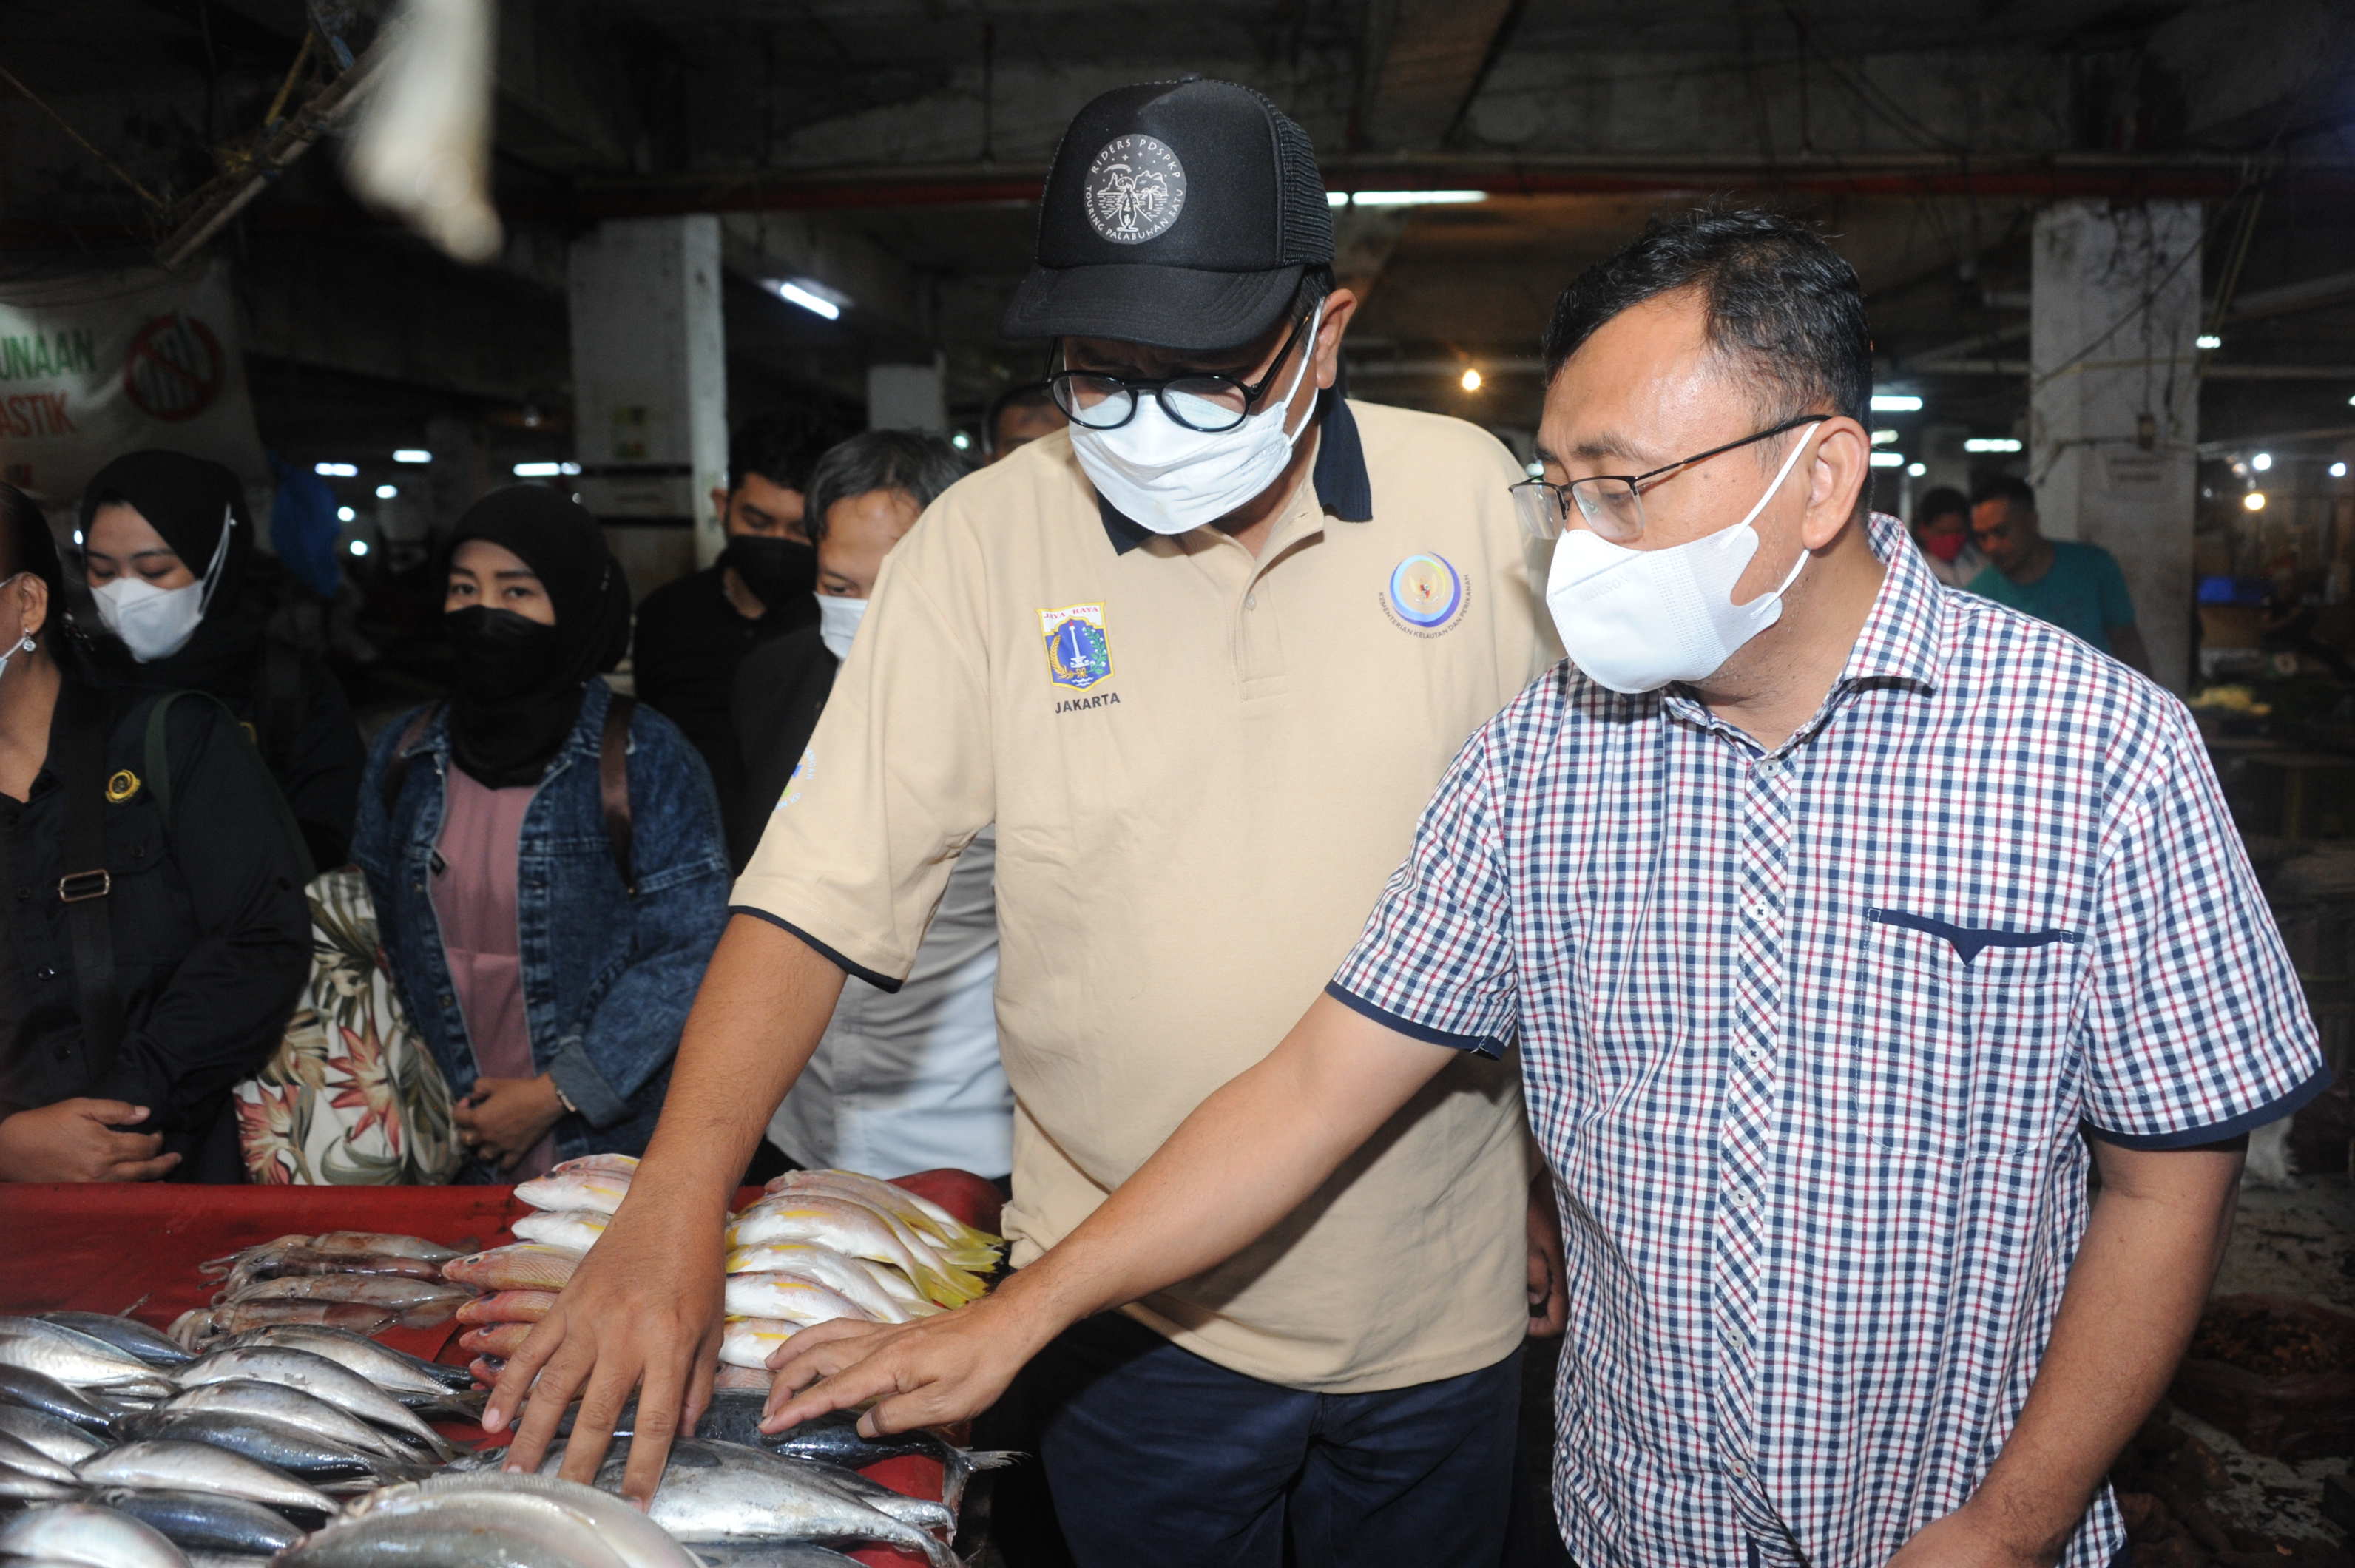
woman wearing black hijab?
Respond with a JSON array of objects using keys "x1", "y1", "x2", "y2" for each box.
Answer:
[
  {"x1": 0, "y1": 482, "x2": 310, "y2": 1183},
  {"x1": 352, "y1": 485, "x2": 729, "y2": 1180},
  {"x1": 78, "y1": 450, "x2": 365, "y2": 869}
]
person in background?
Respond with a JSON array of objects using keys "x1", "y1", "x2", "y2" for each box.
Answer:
[
  {"x1": 633, "y1": 412, "x2": 834, "y2": 868},
  {"x1": 729, "y1": 431, "x2": 1006, "y2": 1183},
  {"x1": 1908, "y1": 484, "x2": 1984, "y2": 587},
  {"x1": 1967, "y1": 473, "x2": 2152, "y2": 675},
  {"x1": 0, "y1": 483, "x2": 309, "y2": 1183},
  {"x1": 353, "y1": 486, "x2": 729, "y2": 1181},
  {"x1": 78, "y1": 450, "x2": 365, "y2": 869},
  {"x1": 985, "y1": 381, "x2": 1067, "y2": 464},
  {"x1": 766, "y1": 206, "x2": 2327, "y2": 1568}
]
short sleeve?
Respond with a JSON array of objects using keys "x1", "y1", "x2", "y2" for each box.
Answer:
[
  {"x1": 2078, "y1": 709, "x2": 2329, "y2": 1146},
  {"x1": 1326, "y1": 729, "x2": 1519, "y2": 1055},
  {"x1": 2095, "y1": 548, "x2": 2136, "y2": 628},
  {"x1": 728, "y1": 522, "x2": 993, "y2": 991}
]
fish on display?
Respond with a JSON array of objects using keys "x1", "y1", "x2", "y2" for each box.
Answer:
[
  {"x1": 0, "y1": 1363, "x2": 122, "y2": 1434},
  {"x1": 0, "y1": 1465, "x2": 84, "y2": 1500},
  {"x1": 271, "y1": 1493, "x2": 634, "y2": 1567},
  {"x1": 209, "y1": 1274, "x2": 474, "y2": 1319},
  {"x1": 92, "y1": 1486, "x2": 305, "y2": 1556},
  {"x1": 219, "y1": 1323, "x2": 481, "y2": 1400},
  {"x1": 0, "y1": 1501, "x2": 195, "y2": 1568},
  {"x1": 681, "y1": 1545, "x2": 864, "y2": 1568},
  {"x1": 454, "y1": 1290, "x2": 561, "y2": 1326},
  {"x1": 282, "y1": 1231, "x2": 465, "y2": 1263},
  {"x1": 0, "y1": 1403, "x2": 109, "y2": 1466},
  {"x1": 121, "y1": 1409, "x2": 429, "y2": 1486},
  {"x1": 439, "y1": 1242, "x2": 583, "y2": 1293},
  {"x1": 720, "y1": 1274, "x2": 877, "y2": 1328},
  {"x1": 168, "y1": 1302, "x2": 396, "y2": 1349},
  {"x1": 345, "y1": 1473, "x2": 700, "y2": 1568},
  {"x1": 530, "y1": 1435, "x2": 962, "y2": 1568},
  {"x1": 768, "y1": 1170, "x2": 1003, "y2": 1264},
  {"x1": 509, "y1": 1208, "x2": 609, "y2": 1252},
  {"x1": 0, "y1": 1425, "x2": 84, "y2": 1484},
  {"x1": 723, "y1": 1243, "x2": 936, "y2": 1323},
  {"x1": 75, "y1": 1439, "x2": 339, "y2": 1517},
  {"x1": 513, "y1": 1165, "x2": 633, "y2": 1216},
  {"x1": 718, "y1": 1318, "x2": 797, "y2": 1370},
  {"x1": 36, "y1": 1313, "x2": 194, "y2": 1368},
  {"x1": 138, "y1": 1380, "x2": 418, "y2": 1461},
  {"x1": 725, "y1": 1195, "x2": 982, "y2": 1307},
  {"x1": 693, "y1": 1393, "x2": 1014, "y2": 1513},
  {"x1": 0, "y1": 1317, "x2": 179, "y2": 1396},
  {"x1": 171, "y1": 1347, "x2": 460, "y2": 1459},
  {"x1": 456, "y1": 1320, "x2": 535, "y2": 1359}
]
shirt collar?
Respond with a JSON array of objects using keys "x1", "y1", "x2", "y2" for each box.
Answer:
[
  {"x1": 1095, "y1": 386, "x2": 1374, "y2": 555},
  {"x1": 1656, "y1": 510, "x2": 1944, "y2": 747}
]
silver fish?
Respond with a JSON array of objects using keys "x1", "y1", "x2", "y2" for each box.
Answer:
[
  {"x1": 0, "y1": 1324, "x2": 177, "y2": 1396},
  {"x1": 0, "y1": 1404, "x2": 109, "y2": 1466},
  {"x1": 0, "y1": 1501, "x2": 192, "y2": 1568},
  {"x1": 685, "y1": 1546, "x2": 863, "y2": 1568},
  {"x1": 121, "y1": 1410, "x2": 428, "y2": 1487},
  {"x1": 219, "y1": 1323, "x2": 480, "y2": 1400},
  {"x1": 349, "y1": 1473, "x2": 702, "y2": 1568},
  {"x1": 211, "y1": 1275, "x2": 471, "y2": 1311},
  {"x1": 0, "y1": 1464, "x2": 86, "y2": 1500},
  {"x1": 172, "y1": 1348, "x2": 458, "y2": 1459},
  {"x1": 74, "y1": 1439, "x2": 337, "y2": 1517},
  {"x1": 570, "y1": 1436, "x2": 959, "y2": 1567},
  {"x1": 0, "y1": 1364, "x2": 121, "y2": 1433},
  {"x1": 0, "y1": 1426, "x2": 84, "y2": 1484},
  {"x1": 92, "y1": 1487, "x2": 304, "y2": 1556},
  {"x1": 36, "y1": 1313, "x2": 193, "y2": 1368},
  {"x1": 275, "y1": 1492, "x2": 634, "y2": 1567},
  {"x1": 140, "y1": 1379, "x2": 414, "y2": 1461}
]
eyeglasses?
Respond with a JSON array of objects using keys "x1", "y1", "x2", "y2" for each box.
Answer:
[
  {"x1": 1509, "y1": 413, "x2": 1831, "y2": 543},
  {"x1": 1048, "y1": 311, "x2": 1314, "y2": 435}
]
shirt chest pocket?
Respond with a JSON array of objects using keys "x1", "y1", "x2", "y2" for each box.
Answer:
[{"x1": 1851, "y1": 907, "x2": 2089, "y2": 1157}]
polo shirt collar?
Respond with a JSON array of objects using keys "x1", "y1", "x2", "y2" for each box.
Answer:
[
  {"x1": 1835, "y1": 511, "x2": 1945, "y2": 696},
  {"x1": 1094, "y1": 386, "x2": 1374, "y2": 555}
]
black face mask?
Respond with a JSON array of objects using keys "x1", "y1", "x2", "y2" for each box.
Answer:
[
  {"x1": 721, "y1": 535, "x2": 817, "y2": 612},
  {"x1": 444, "y1": 606, "x2": 575, "y2": 788}
]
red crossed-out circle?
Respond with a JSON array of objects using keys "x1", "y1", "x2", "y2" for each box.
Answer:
[{"x1": 122, "y1": 312, "x2": 225, "y2": 422}]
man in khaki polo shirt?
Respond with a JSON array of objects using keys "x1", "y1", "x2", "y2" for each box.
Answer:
[{"x1": 489, "y1": 78, "x2": 1557, "y2": 1567}]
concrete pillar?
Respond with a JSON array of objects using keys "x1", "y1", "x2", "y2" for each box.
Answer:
[
  {"x1": 2029, "y1": 200, "x2": 2201, "y2": 692},
  {"x1": 569, "y1": 215, "x2": 730, "y2": 600},
  {"x1": 867, "y1": 356, "x2": 947, "y2": 433},
  {"x1": 1916, "y1": 424, "x2": 1972, "y2": 510}
]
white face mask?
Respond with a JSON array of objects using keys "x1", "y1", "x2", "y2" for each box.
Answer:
[
  {"x1": 92, "y1": 507, "x2": 234, "y2": 663},
  {"x1": 817, "y1": 594, "x2": 866, "y2": 661},
  {"x1": 1544, "y1": 430, "x2": 1815, "y2": 695},
  {"x1": 1067, "y1": 303, "x2": 1324, "y2": 535}
]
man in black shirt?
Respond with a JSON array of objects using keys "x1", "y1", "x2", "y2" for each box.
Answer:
[{"x1": 631, "y1": 412, "x2": 834, "y2": 867}]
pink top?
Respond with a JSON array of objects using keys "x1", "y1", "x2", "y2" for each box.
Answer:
[{"x1": 433, "y1": 766, "x2": 554, "y2": 1180}]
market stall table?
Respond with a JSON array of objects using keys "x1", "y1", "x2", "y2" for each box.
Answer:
[{"x1": 0, "y1": 1171, "x2": 1005, "y2": 1567}]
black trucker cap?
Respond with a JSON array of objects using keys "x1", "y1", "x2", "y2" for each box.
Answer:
[{"x1": 1002, "y1": 78, "x2": 1334, "y2": 353}]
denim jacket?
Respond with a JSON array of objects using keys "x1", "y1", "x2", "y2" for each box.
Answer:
[{"x1": 352, "y1": 679, "x2": 728, "y2": 1175}]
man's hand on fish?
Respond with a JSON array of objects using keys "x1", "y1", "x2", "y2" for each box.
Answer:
[
  {"x1": 0, "y1": 1098, "x2": 180, "y2": 1183},
  {"x1": 762, "y1": 1291, "x2": 1055, "y2": 1439}
]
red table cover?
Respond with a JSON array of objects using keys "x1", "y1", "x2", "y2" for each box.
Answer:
[{"x1": 0, "y1": 1169, "x2": 1003, "y2": 1566}]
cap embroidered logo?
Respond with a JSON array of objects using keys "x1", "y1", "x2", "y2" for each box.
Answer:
[{"x1": 1084, "y1": 135, "x2": 1188, "y2": 244}]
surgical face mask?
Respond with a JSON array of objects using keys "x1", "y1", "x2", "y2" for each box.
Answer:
[
  {"x1": 1544, "y1": 430, "x2": 1815, "y2": 695},
  {"x1": 91, "y1": 508, "x2": 234, "y2": 663},
  {"x1": 817, "y1": 594, "x2": 866, "y2": 661},
  {"x1": 1067, "y1": 303, "x2": 1323, "y2": 535}
]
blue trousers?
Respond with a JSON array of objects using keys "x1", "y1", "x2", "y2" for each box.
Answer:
[{"x1": 1022, "y1": 1311, "x2": 1522, "y2": 1568}]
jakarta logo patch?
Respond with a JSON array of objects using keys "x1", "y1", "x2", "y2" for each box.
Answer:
[
  {"x1": 1041, "y1": 604, "x2": 1114, "y2": 689},
  {"x1": 1385, "y1": 552, "x2": 1465, "y2": 635},
  {"x1": 1084, "y1": 135, "x2": 1187, "y2": 245}
]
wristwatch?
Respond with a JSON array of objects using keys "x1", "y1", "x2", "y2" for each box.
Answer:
[{"x1": 550, "y1": 1081, "x2": 578, "y2": 1117}]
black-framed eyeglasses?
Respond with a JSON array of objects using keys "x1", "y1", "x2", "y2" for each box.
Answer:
[
  {"x1": 1509, "y1": 413, "x2": 1831, "y2": 543},
  {"x1": 1047, "y1": 311, "x2": 1314, "y2": 435}
]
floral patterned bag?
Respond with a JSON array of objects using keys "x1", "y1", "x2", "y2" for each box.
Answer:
[{"x1": 233, "y1": 868, "x2": 463, "y2": 1185}]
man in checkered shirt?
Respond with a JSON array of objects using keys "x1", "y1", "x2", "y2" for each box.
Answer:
[{"x1": 765, "y1": 209, "x2": 2328, "y2": 1568}]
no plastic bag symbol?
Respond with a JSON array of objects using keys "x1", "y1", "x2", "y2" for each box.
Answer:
[{"x1": 123, "y1": 313, "x2": 225, "y2": 422}]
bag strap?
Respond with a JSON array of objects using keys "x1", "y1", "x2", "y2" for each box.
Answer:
[
  {"x1": 146, "y1": 690, "x2": 318, "y2": 886},
  {"x1": 600, "y1": 694, "x2": 635, "y2": 896},
  {"x1": 378, "y1": 702, "x2": 445, "y2": 814},
  {"x1": 55, "y1": 686, "x2": 126, "y2": 1083}
]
